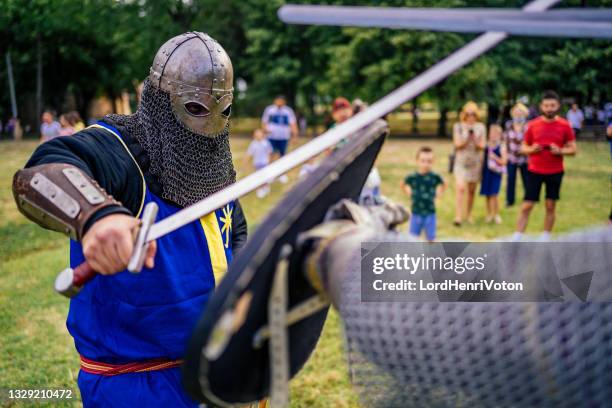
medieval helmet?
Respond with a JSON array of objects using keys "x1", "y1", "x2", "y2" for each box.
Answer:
[{"x1": 149, "y1": 31, "x2": 234, "y2": 137}]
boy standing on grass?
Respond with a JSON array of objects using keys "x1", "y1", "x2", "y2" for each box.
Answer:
[
  {"x1": 402, "y1": 147, "x2": 447, "y2": 242},
  {"x1": 245, "y1": 128, "x2": 273, "y2": 198}
]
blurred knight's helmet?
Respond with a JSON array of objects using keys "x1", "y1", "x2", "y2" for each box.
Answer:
[{"x1": 149, "y1": 31, "x2": 234, "y2": 137}]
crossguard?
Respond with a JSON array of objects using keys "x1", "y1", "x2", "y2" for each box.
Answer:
[{"x1": 54, "y1": 202, "x2": 159, "y2": 297}]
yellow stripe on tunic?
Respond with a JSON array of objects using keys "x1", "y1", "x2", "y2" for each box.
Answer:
[{"x1": 200, "y1": 212, "x2": 228, "y2": 283}]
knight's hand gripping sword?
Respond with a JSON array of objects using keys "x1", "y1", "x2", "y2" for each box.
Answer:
[
  {"x1": 53, "y1": 202, "x2": 158, "y2": 297},
  {"x1": 11, "y1": 163, "x2": 160, "y2": 296}
]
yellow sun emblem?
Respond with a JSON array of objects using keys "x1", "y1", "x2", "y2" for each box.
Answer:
[{"x1": 219, "y1": 204, "x2": 233, "y2": 248}]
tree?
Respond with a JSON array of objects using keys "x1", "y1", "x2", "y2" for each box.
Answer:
[{"x1": 1, "y1": 0, "x2": 610, "y2": 135}]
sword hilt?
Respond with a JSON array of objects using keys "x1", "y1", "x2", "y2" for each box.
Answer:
[{"x1": 54, "y1": 202, "x2": 159, "y2": 298}]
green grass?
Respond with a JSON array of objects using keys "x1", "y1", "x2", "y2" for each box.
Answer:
[{"x1": 0, "y1": 133, "x2": 609, "y2": 407}]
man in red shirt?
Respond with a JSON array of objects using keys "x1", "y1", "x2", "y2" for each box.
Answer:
[{"x1": 514, "y1": 90, "x2": 577, "y2": 241}]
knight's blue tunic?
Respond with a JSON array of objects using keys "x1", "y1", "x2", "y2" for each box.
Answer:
[{"x1": 66, "y1": 125, "x2": 234, "y2": 407}]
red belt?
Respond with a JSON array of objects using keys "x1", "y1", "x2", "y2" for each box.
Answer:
[{"x1": 80, "y1": 355, "x2": 182, "y2": 376}]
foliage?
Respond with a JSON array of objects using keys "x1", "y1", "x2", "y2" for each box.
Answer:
[{"x1": 0, "y1": 0, "x2": 611, "y2": 128}]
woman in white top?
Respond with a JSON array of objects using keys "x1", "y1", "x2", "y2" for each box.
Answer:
[
  {"x1": 39, "y1": 111, "x2": 61, "y2": 143},
  {"x1": 452, "y1": 101, "x2": 486, "y2": 226}
]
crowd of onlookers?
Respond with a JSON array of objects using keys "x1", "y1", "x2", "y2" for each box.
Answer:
[
  {"x1": 245, "y1": 94, "x2": 375, "y2": 198},
  {"x1": 247, "y1": 90, "x2": 608, "y2": 241},
  {"x1": 564, "y1": 102, "x2": 612, "y2": 139},
  {"x1": 39, "y1": 110, "x2": 85, "y2": 142},
  {"x1": 0, "y1": 110, "x2": 85, "y2": 142},
  {"x1": 0, "y1": 116, "x2": 19, "y2": 140},
  {"x1": 5, "y1": 91, "x2": 610, "y2": 241},
  {"x1": 397, "y1": 91, "x2": 579, "y2": 242}
]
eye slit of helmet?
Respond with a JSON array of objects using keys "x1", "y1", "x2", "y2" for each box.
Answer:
[
  {"x1": 184, "y1": 102, "x2": 209, "y2": 117},
  {"x1": 221, "y1": 104, "x2": 232, "y2": 117}
]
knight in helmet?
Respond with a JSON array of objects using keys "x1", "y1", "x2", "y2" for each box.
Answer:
[{"x1": 12, "y1": 32, "x2": 246, "y2": 407}]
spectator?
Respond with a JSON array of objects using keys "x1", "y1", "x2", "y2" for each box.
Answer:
[
  {"x1": 360, "y1": 167, "x2": 382, "y2": 205},
  {"x1": 59, "y1": 114, "x2": 75, "y2": 136},
  {"x1": 584, "y1": 104, "x2": 595, "y2": 126},
  {"x1": 261, "y1": 95, "x2": 298, "y2": 183},
  {"x1": 505, "y1": 103, "x2": 529, "y2": 207},
  {"x1": 331, "y1": 97, "x2": 353, "y2": 126},
  {"x1": 298, "y1": 116, "x2": 307, "y2": 137},
  {"x1": 607, "y1": 118, "x2": 612, "y2": 160},
  {"x1": 452, "y1": 101, "x2": 486, "y2": 226},
  {"x1": 40, "y1": 110, "x2": 61, "y2": 143},
  {"x1": 480, "y1": 124, "x2": 507, "y2": 224},
  {"x1": 528, "y1": 104, "x2": 539, "y2": 120},
  {"x1": 6, "y1": 117, "x2": 17, "y2": 139},
  {"x1": 350, "y1": 98, "x2": 382, "y2": 203},
  {"x1": 68, "y1": 111, "x2": 85, "y2": 132},
  {"x1": 597, "y1": 108, "x2": 606, "y2": 125},
  {"x1": 514, "y1": 90, "x2": 577, "y2": 241},
  {"x1": 402, "y1": 146, "x2": 447, "y2": 242},
  {"x1": 244, "y1": 128, "x2": 273, "y2": 198},
  {"x1": 605, "y1": 102, "x2": 612, "y2": 122},
  {"x1": 352, "y1": 98, "x2": 368, "y2": 115},
  {"x1": 566, "y1": 103, "x2": 584, "y2": 137},
  {"x1": 328, "y1": 97, "x2": 353, "y2": 152}
]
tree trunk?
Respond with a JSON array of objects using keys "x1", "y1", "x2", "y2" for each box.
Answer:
[
  {"x1": 411, "y1": 97, "x2": 419, "y2": 135},
  {"x1": 308, "y1": 91, "x2": 316, "y2": 138},
  {"x1": 437, "y1": 107, "x2": 448, "y2": 138},
  {"x1": 36, "y1": 37, "x2": 43, "y2": 130},
  {"x1": 5, "y1": 52, "x2": 18, "y2": 119}
]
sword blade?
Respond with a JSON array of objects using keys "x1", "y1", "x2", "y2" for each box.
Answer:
[
  {"x1": 279, "y1": 5, "x2": 612, "y2": 39},
  {"x1": 283, "y1": 4, "x2": 493, "y2": 25},
  {"x1": 279, "y1": 6, "x2": 612, "y2": 24},
  {"x1": 147, "y1": 0, "x2": 559, "y2": 243}
]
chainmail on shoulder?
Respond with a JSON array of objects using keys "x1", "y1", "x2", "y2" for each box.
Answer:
[{"x1": 105, "y1": 79, "x2": 236, "y2": 207}]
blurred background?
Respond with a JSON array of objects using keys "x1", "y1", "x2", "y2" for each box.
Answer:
[{"x1": 1, "y1": 0, "x2": 611, "y2": 139}]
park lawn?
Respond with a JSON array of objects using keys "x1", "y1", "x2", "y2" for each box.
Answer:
[{"x1": 0, "y1": 133, "x2": 609, "y2": 407}]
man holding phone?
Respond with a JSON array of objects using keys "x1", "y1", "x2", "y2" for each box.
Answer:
[{"x1": 514, "y1": 90, "x2": 577, "y2": 241}]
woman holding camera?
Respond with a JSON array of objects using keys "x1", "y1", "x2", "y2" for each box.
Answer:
[{"x1": 452, "y1": 101, "x2": 486, "y2": 226}]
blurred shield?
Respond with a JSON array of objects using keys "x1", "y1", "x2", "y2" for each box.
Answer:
[{"x1": 182, "y1": 119, "x2": 389, "y2": 405}]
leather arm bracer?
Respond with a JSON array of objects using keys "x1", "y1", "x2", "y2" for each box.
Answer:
[{"x1": 12, "y1": 163, "x2": 126, "y2": 241}]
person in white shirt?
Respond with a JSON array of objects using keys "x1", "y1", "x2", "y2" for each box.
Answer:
[
  {"x1": 566, "y1": 103, "x2": 584, "y2": 137},
  {"x1": 40, "y1": 111, "x2": 61, "y2": 143},
  {"x1": 261, "y1": 95, "x2": 298, "y2": 183},
  {"x1": 245, "y1": 128, "x2": 273, "y2": 198},
  {"x1": 360, "y1": 167, "x2": 382, "y2": 204}
]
